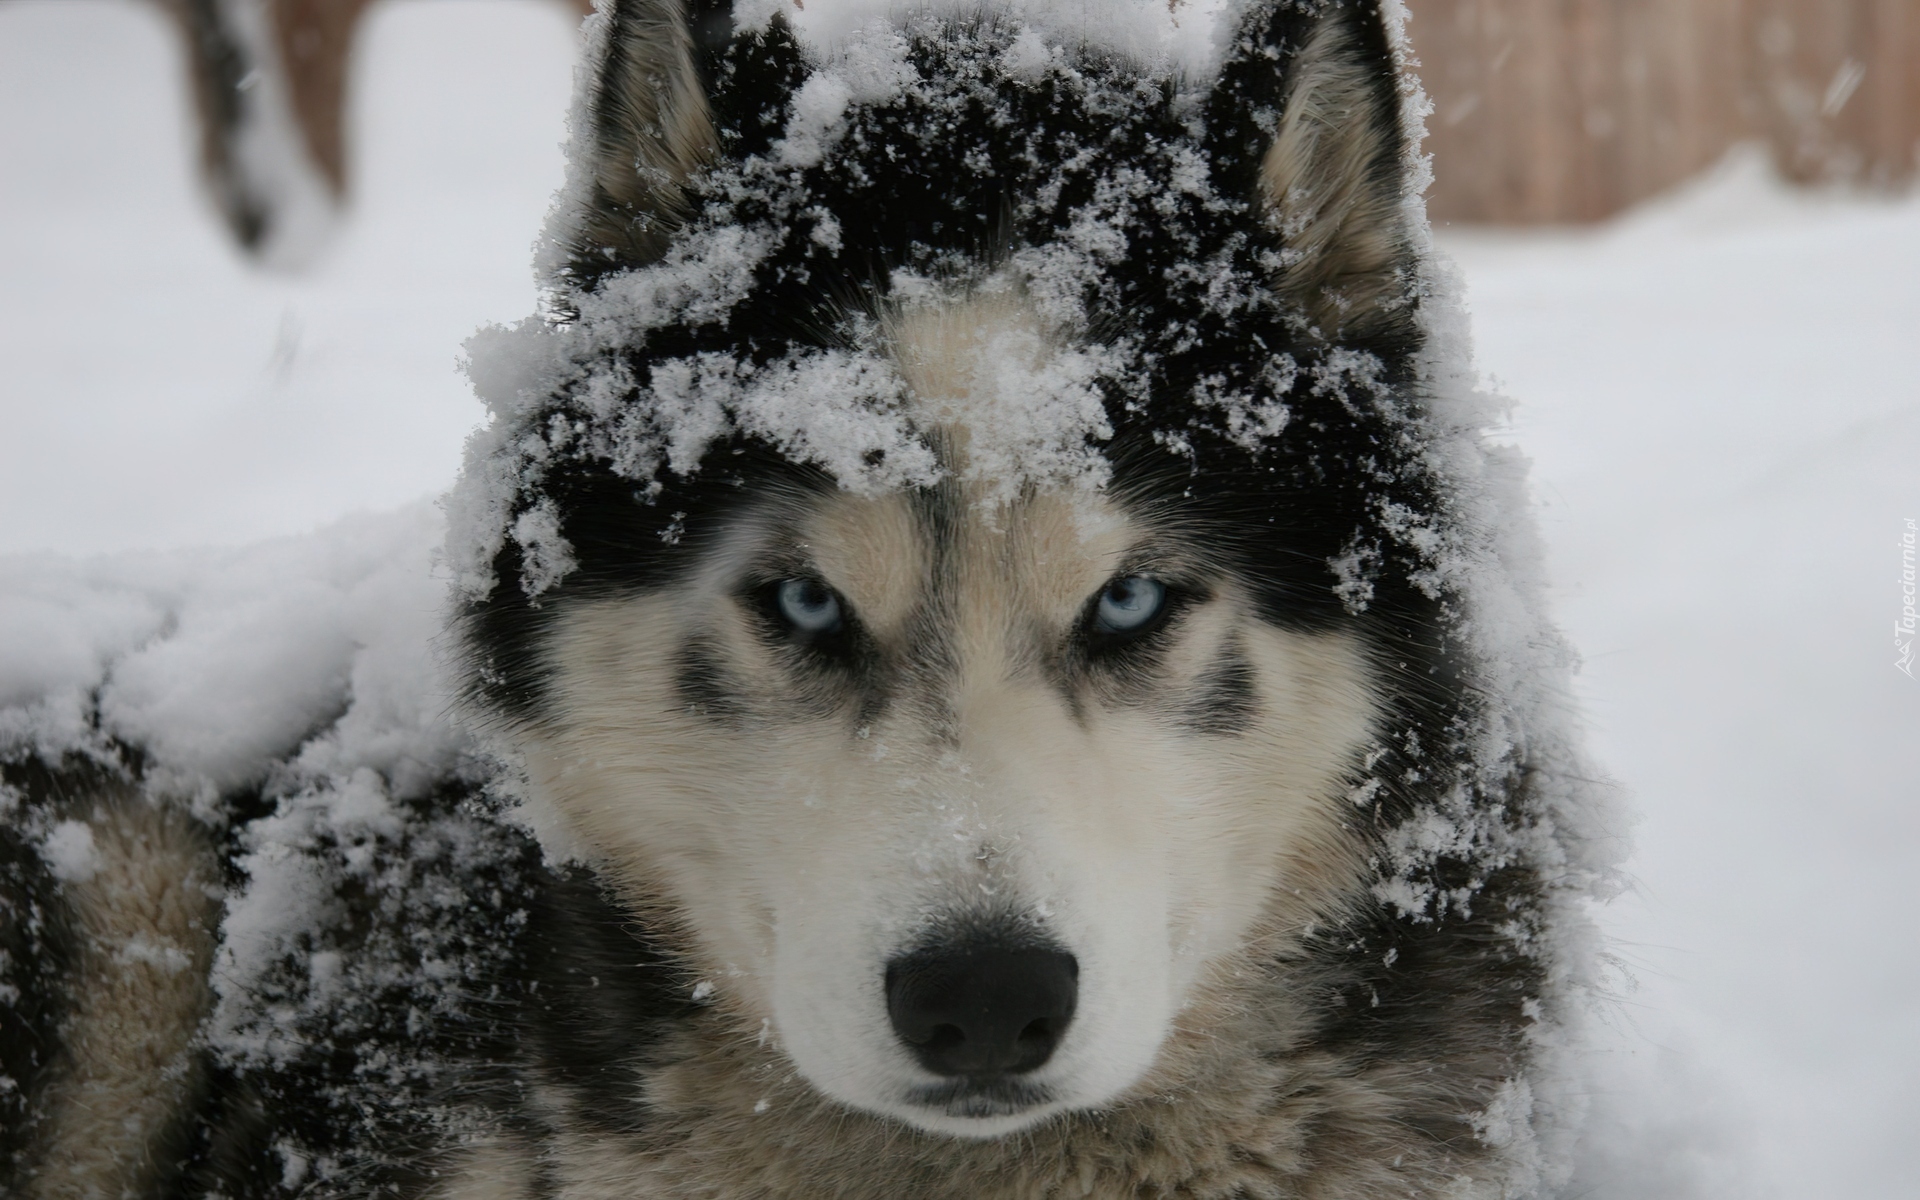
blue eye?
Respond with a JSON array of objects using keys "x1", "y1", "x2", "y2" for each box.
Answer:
[
  {"x1": 776, "y1": 578, "x2": 843, "y2": 634},
  {"x1": 1094, "y1": 576, "x2": 1167, "y2": 635}
]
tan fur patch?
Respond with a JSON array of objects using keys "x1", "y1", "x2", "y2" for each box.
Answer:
[
  {"x1": 884, "y1": 288, "x2": 1112, "y2": 501},
  {"x1": 887, "y1": 290, "x2": 1047, "y2": 415},
  {"x1": 26, "y1": 785, "x2": 219, "y2": 1200},
  {"x1": 429, "y1": 1136, "x2": 544, "y2": 1200}
]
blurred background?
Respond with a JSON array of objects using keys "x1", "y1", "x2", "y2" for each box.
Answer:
[
  {"x1": 120, "y1": 0, "x2": 1920, "y2": 242},
  {"x1": 0, "y1": 0, "x2": 1914, "y2": 1195}
]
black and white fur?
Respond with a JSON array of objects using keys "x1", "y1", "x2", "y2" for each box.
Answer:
[{"x1": 2, "y1": 2, "x2": 1589, "y2": 1196}]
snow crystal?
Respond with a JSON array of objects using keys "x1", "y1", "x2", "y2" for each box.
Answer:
[
  {"x1": 115, "y1": 934, "x2": 195, "y2": 975},
  {"x1": 40, "y1": 818, "x2": 99, "y2": 884},
  {"x1": 772, "y1": 26, "x2": 920, "y2": 167},
  {"x1": 1328, "y1": 542, "x2": 1380, "y2": 614},
  {"x1": 1193, "y1": 357, "x2": 1294, "y2": 451},
  {"x1": 510, "y1": 498, "x2": 578, "y2": 598}
]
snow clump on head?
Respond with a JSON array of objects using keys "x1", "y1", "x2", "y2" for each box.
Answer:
[{"x1": 447, "y1": 4, "x2": 1256, "y2": 601}]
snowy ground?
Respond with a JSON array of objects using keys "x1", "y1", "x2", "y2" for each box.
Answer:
[
  {"x1": 2, "y1": 1, "x2": 1914, "y2": 1195},
  {"x1": 1443, "y1": 158, "x2": 1920, "y2": 1199}
]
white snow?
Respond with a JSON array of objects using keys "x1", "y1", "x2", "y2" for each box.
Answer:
[
  {"x1": 39, "y1": 819, "x2": 101, "y2": 884},
  {"x1": 1, "y1": 2, "x2": 1915, "y2": 1195},
  {"x1": 0, "y1": 501, "x2": 461, "y2": 804},
  {"x1": 756, "y1": 0, "x2": 1234, "y2": 76},
  {"x1": 1434, "y1": 148, "x2": 1920, "y2": 1200}
]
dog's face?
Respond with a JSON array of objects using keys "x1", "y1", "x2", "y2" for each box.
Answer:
[
  {"x1": 516, "y1": 292, "x2": 1378, "y2": 1136},
  {"x1": 469, "y1": 0, "x2": 1425, "y2": 1144}
]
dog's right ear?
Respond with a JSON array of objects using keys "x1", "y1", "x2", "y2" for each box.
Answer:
[
  {"x1": 1205, "y1": 1, "x2": 1416, "y2": 345},
  {"x1": 568, "y1": 0, "x2": 802, "y2": 284}
]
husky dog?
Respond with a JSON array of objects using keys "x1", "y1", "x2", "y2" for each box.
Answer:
[{"x1": 2, "y1": 1, "x2": 1598, "y2": 1197}]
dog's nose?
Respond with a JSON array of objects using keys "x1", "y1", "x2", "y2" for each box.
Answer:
[{"x1": 885, "y1": 945, "x2": 1078, "y2": 1077}]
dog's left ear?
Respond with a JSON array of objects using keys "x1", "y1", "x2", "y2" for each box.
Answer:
[
  {"x1": 566, "y1": 0, "x2": 805, "y2": 285},
  {"x1": 568, "y1": 0, "x2": 718, "y2": 280},
  {"x1": 1207, "y1": 0, "x2": 1416, "y2": 342}
]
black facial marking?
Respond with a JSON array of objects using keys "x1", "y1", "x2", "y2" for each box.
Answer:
[
  {"x1": 702, "y1": 6, "x2": 807, "y2": 163},
  {"x1": 672, "y1": 638, "x2": 749, "y2": 725},
  {"x1": 684, "y1": 0, "x2": 735, "y2": 72},
  {"x1": 1034, "y1": 568, "x2": 1205, "y2": 728},
  {"x1": 1181, "y1": 639, "x2": 1260, "y2": 735},
  {"x1": 462, "y1": 444, "x2": 839, "y2": 724},
  {"x1": 523, "y1": 867, "x2": 702, "y2": 1137}
]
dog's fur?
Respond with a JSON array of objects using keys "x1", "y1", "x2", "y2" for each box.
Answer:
[{"x1": 3, "y1": 3, "x2": 1569, "y2": 1196}]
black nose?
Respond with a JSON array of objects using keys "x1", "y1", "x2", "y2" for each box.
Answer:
[{"x1": 885, "y1": 944, "x2": 1078, "y2": 1078}]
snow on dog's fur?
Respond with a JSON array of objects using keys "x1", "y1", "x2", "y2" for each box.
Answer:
[{"x1": 2, "y1": 2, "x2": 1611, "y2": 1197}]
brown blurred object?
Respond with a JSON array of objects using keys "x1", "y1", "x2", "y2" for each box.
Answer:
[
  {"x1": 271, "y1": 0, "x2": 591, "y2": 194},
  {"x1": 1409, "y1": 0, "x2": 1920, "y2": 224},
  {"x1": 256, "y1": 0, "x2": 376, "y2": 195},
  {"x1": 150, "y1": 0, "x2": 589, "y2": 260}
]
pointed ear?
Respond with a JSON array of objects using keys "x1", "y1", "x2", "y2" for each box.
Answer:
[
  {"x1": 568, "y1": 0, "x2": 724, "y2": 280},
  {"x1": 1210, "y1": 1, "x2": 1416, "y2": 342}
]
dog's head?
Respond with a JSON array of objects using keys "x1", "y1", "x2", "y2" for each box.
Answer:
[{"x1": 461, "y1": 0, "x2": 1437, "y2": 1139}]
